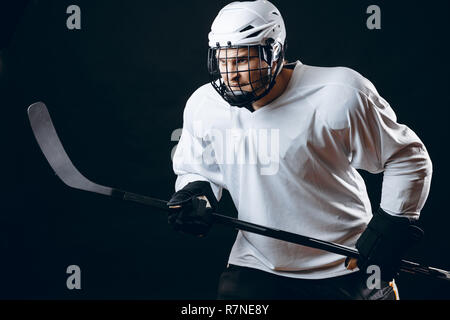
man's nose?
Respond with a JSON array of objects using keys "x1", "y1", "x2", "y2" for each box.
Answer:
[{"x1": 225, "y1": 61, "x2": 240, "y2": 81}]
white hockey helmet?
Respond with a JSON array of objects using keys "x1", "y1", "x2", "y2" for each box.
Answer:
[
  {"x1": 208, "y1": 0, "x2": 286, "y2": 48},
  {"x1": 207, "y1": 1, "x2": 287, "y2": 109}
]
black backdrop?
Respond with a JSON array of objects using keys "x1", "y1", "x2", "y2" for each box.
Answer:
[{"x1": 0, "y1": 0, "x2": 449, "y2": 299}]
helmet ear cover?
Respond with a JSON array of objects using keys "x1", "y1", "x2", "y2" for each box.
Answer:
[{"x1": 207, "y1": 39, "x2": 285, "y2": 110}]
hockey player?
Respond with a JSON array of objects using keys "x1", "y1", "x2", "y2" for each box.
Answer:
[{"x1": 167, "y1": 0, "x2": 432, "y2": 300}]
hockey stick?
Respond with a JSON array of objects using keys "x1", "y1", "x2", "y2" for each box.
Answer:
[{"x1": 27, "y1": 101, "x2": 450, "y2": 282}]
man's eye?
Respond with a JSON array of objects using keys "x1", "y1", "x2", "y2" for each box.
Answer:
[{"x1": 218, "y1": 58, "x2": 248, "y2": 64}]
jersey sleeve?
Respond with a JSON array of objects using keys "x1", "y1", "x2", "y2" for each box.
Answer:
[
  {"x1": 171, "y1": 94, "x2": 224, "y2": 201},
  {"x1": 347, "y1": 88, "x2": 432, "y2": 218}
]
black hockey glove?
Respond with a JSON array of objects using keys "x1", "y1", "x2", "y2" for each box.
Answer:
[
  {"x1": 167, "y1": 181, "x2": 218, "y2": 237},
  {"x1": 355, "y1": 207, "x2": 424, "y2": 281}
]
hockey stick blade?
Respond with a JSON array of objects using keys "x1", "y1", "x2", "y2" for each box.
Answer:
[
  {"x1": 27, "y1": 102, "x2": 168, "y2": 210},
  {"x1": 28, "y1": 102, "x2": 112, "y2": 196}
]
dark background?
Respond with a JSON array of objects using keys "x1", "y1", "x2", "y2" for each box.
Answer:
[{"x1": 0, "y1": 0, "x2": 449, "y2": 299}]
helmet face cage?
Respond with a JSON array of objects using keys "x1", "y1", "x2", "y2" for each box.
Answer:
[{"x1": 207, "y1": 42, "x2": 284, "y2": 109}]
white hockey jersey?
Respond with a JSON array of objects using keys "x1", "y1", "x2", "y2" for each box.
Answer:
[{"x1": 172, "y1": 61, "x2": 432, "y2": 279}]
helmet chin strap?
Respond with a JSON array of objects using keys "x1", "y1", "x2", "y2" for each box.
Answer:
[
  {"x1": 222, "y1": 75, "x2": 272, "y2": 110},
  {"x1": 223, "y1": 87, "x2": 257, "y2": 111}
]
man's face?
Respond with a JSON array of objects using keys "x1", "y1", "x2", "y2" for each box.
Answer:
[{"x1": 217, "y1": 46, "x2": 270, "y2": 93}]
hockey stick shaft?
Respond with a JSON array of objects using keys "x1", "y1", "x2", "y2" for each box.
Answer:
[
  {"x1": 105, "y1": 187, "x2": 450, "y2": 281},
  {"x1": 112, "y1": 188, "x2": 359, "y2": 258},
  {"x1": 27, "y1": 102, "x2": 450, "y2": 282}
]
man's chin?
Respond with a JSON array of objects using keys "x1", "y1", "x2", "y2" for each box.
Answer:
[
  {"x1": 228, "y1": 89, "x2": 252, "y2": 93},
  {"x1": 227, "y1": 85, "x2": 262, "y2": 93}
]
